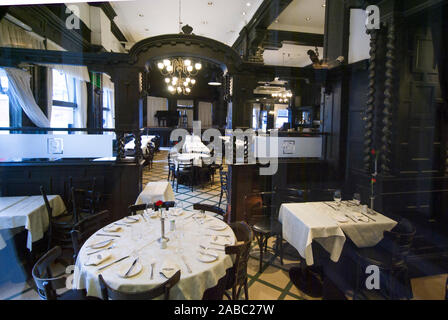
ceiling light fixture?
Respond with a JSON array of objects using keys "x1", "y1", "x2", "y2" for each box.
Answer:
[
  {"x1": 242, "y1": 12, "x2": 246, "y2": 16},
  {"x1": 158, "y1": 58, "x2": 202, "y2": 95},
  {"x1": 246, "y1": 2, "x2": 251, "y2": 6},
  {"x1": 306, "y1": 17, "x2": 311, "y2": 21},
  {"x1": 208, "y1": 72, "x2": 222, "y2": 86}
]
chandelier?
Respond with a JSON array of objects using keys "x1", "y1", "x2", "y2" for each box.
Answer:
[
  {"x1": 157, "y1": 58, "x2": 202, "y2": 95},
  {"x1": 272, "y1": 90, "x2": 293, "y2": 103}
]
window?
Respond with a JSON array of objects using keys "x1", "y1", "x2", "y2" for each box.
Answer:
[
  {"x1": 276, "y1": 108, "x2": 289, "y2": 129},
  {"x1": 0, "y1": 70, "x2": 9, "y2": 134},
  {"x1": 51, "y1": 69, "x2": 76, "y2": 133},
  {"x1": 103, "y1": 88, "x2": 113, "y2": 129}
]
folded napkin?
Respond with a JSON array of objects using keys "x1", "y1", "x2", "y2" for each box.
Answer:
[
  {"x1": 160, "y1": 260, "x2": 180, "y2": 279},
  {"x1": 124, "y1": 216, "x2": 139, "y2": 223},
  {"x1": 348, "y1": 212, "x2": 369, "y2": 222},
  {"x1": 103, "y1": 225, "x2": 121, "y2": 233},
  {"x1": 84, "y1": 253, "x2": 111, "y2": 266}
]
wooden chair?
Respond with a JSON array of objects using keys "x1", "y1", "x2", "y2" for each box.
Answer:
[
  {"x1": 98, "y1": 270, "x2": 181, "y2": 300},
  {"x1": 224, "y1": 221, "x2": 253, "y2": 300},
  {"x1": 71, "y1": 210, "x2": 111, "y2": 261},
  {"x1": 218, "y1": 167, "x2": 228, "y2": 207},
  {"x1": 354, "y1": 218, "x2": 416, "y2": 299},
  {"x1": 32, "y1": 246, "x2": 88, "y2": 300},
  {"x1": 175, "y1": 158, "x2": 194, "y2": 192},
  {"x1": 40, "y1": 186, "x2": 76, "y2": 252},
  {"x1": 244, "y1": 191, "x2": 283, "y2": 273},
  {"x1": 167, "y1": 153, "x2": 177, "y2": 185},
  {"x1": 193, "y1": 203, "x2": 227, "y2": 221}
]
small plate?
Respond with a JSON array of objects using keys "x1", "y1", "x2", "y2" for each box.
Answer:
[
  {"x1": 84, "y1": 253, "x2": 111, "y2": 266},
  {"x1": 89, "y1": 239, "x2": 113, "y2": 249},
  {"x1": 124, "y1": 216, "x2": 139, "y2": 223},
  {"x1": 197, "y1": 251, "x2": 218, "y2": 263},
  {"x1": 207, "y1": 224, "x2": 227, "y2": 231},
  {"x1": 103, "y1": 225, "x2": 122, "y2": 233},
  {"x1": 117, "y1": 262, "x2": 143, "y2": 278}
]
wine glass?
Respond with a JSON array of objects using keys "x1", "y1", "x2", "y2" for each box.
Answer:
[
  {"x1": 333, "y1": 190, "x2": 342, "y2": 207},
  {"x1": 353, "y1": 193, "x2": 361, "y2": 206}
]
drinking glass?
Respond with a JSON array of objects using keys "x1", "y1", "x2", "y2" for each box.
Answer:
[
  {"x1": 353, "y1": 193, "x2": 361, "y2": 206},
  {"x1": 333, "y1": 190, "x2": 342, "y2": 207}
]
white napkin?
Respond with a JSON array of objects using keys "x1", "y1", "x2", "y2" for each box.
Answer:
[
  {"x1": 124, "y1": 216, "x2": 140, "y2": 223},
  {"x1": 84, "y1": 253, "x2": 111, "y2": 266},
  {"x1": 348, "y1": 212, "x2": 369, "y2": 222},
  {"x1": 160, "y1": 259, "x2": 180, "y2": 279}
]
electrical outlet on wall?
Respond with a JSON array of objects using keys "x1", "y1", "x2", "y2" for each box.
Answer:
[{"x1": 47, "y1": 138, "x2": 63, "y2": 154}]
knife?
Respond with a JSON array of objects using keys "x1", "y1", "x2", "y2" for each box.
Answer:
[
  {"x1": 345, "y1": 214, "x2": 357, "y2": 223},
  {"x1": 181, "y1": 255, "x2": 192, "y2": 273},
  {"x1": 98, "y1": 255, "x2": 130, "y2": 271},
  {"x1": 96, "y1": 234, "x2": 121, "y2": 238},
  {"x1": 87, "y1": 239, "x2": 113, "y2": 248},
  {"x1": 124, "y1": 257, "x2": 139, "y2": 277},
  {"x1": 127, "y1": 216, "x2": 139, "y2": 221}
]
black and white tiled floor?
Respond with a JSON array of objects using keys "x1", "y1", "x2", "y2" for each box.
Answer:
[{"x1": 1, "y1": 148, "x2": 446, "y2": 300}]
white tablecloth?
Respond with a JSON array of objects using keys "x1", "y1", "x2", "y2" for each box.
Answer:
[
  {"x1": 0, "y1": 195, "x2": 66, "y2": 250},
  {"x1": 278, "y1": 201, "x2": 397, "y2": 266},
  {"x1": 125, "y1": 136, "x2": 156, "y2": 154},
  {"x1": 183, "y1": 135, "x2": 210, "y2": 154},
  {"x1": 73, "y1": 210, "x2": 236, "y2": 300},
  {"x1": 135, "y1": 181, "x2": 175, "y2": 205}
]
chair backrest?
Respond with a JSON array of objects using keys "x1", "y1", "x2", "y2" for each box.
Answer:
[
  {"x1": 225, "y1": 222, "x2": 253, "y2": 292},
  {"x1": 243, "y1": 192, "x2": 277, "y2": 226},
  {"x1": 40, "y1": 185, "x2": 54, "y2": 222},
  {"x1": 98, "y1": 270, "x2": 180, "y2": 300},
  {"x1": 193, "y1": 203, "x2": 226, "y2": 218},
  {"x1": 71, "y1": 210, "x2": 111, "y2": 261},
  {"x1": 275, "y1": 187, "x2": 308, "y2": 204},
  {"x1": 219, "y1": 168, "x2": 228, "y2": 189},
  {"x1": 382, "y1": 218, "x2": 416, "y2": 263},
  {"x1": 177, "y1": 158, "x2": 193, "y2": 171},
  {"x1": 128, "y1": 203, "x2": 154, "y2": 215},
  {"x1": 32, "y1": 246, "x2": 68, "y2": 300}
]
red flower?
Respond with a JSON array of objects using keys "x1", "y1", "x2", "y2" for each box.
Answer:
[
  {"x1": 155, "y1": 200, "x2": 163, "y2": 207},
  {"x1": 371, "y1": 149, "x2": 376, "y2": 156},
  {"x1": 371, "y1": 178, "x2": 376, "y2": 184}
]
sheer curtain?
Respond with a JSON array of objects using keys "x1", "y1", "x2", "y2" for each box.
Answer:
[
  {"x1": 0, "y1": 19, "x2": 45, "y2": 49},
  {"x1": 2, "y1": 67, "x2": 50, "y2": 127},
  {"x1": 147, "y1": 96, "x2": 168, "y2": 127},
  {"x1": 198, "y1": 101, "x2": 213, "y2": 128}
]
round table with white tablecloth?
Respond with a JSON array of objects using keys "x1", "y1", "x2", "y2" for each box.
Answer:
[
  {"x1": 176, "y1": 152, "x2": 211, "y2": 167},
  {"x1": 73, "y1": 209, "x2": 236, "y2": 300}
]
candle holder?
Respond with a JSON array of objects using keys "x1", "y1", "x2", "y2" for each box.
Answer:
[{"x1": 158, "y1": 208, "x2": 170, "y2": 243}]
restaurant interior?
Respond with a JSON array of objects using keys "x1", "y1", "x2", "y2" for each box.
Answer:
[{"x1": 0, "y1": 0, "x2": 447, "y2": 301}]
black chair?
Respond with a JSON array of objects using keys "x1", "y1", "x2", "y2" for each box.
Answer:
[
  {"x1": 224, "y1": 221, "x2": 253, "y2": 300},
  {"x1": 40, "y1": 186, "x2": 76, "y2": 251},
  {"x1": 208, "y1": 163, "x2": 222, "y2": 185},
  {"x1": 98, "y1": 270, "x2": 181, "y2": 300},
  {"x1": 244, "y1": 192, "x2": 283, "y2": 273},
  {"x1": 219, "y1": 167, "x2": 228, "y2": 207},
  {"x1": 129, "y1": 202, "x2": 175, "y2": 215},
  {"x1": 146, "y1": 145, "x2": 155, "y2": 168},
  {"x1": 66, "y1": 177, "x2": 101, "y2": 216},
  {"x1": 175, "y1": 158, "x2": 194, "y2": 192},
  {"x1": 193, "y1": 203, "x2": 227, "y2": 221},
  {"x1": 354, "y1": 218, "x2": 416, "y2": 300},
  {"x1": 71, "y1": 210, "x2": 111, "y2": 261},
  {"x1": 274, "y1": 187, "x2": 308, "y2": 204},
  {"x1": 32, "y1": 246, "x2": 89, "y2": 300},
  {"x1": 167, "y1": 153, "x2": 177, "y2": 184}
]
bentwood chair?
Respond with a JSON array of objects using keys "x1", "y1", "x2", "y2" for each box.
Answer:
[
  {"x1": 354, "y1": 218, "x2": 416, "y2": 300},
  {"x1": 175, "y1": 158, "x2": 194, "y2": 192},
  {"x1": 32, "y1": 246, "x2": 89, "y2": 300},
  {"x1": 224, "y1": 221, "x2": 254, "y2": 300},
  {"x1": 71, "y1": 210, "x2": 111, "y2": 261},
  {"x1": 218, "y1": 167, "x2": 228, "y2": 208},
  {"x1": 193, "y1": 203, "x2": 227, "y2": 221},
  {"x1": 244, "y1": 192, "x2": 283, "y2": 273},
  {"x1": 40, "y1": 186, "x2": 76, "y2": 252},
  {"x1": 98, "y1": 270, "x2": 181, "y2": 300}
]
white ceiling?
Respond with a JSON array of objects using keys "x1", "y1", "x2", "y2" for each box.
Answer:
[
  {"x1": 263, "y1": 0, "x2": 325, "y2": 67},
  {"x1": 268, "y1": 0, "x2": 326, "y2": 34},
  {"x1": 111, "y1": 0, "x2": 264, "y2": 46}
]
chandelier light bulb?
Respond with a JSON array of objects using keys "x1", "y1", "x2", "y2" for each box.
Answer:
[
  {"x1": 186, "y1": 88, "x2": 191, "y2": 93},
  {"x1": 195, "y1": 63, "x2": 202, "y2": 70},
  {"x1": 163, "y1": 59, "x2": 170, "y2": 66},
  {"x1": 191, "y1": 79, "x2": 196, "y2": 84},
  {"x1": 177, "y1": 87, "x2": 182, "y2": 93},
  {"x1": 158, "y1": 62, "x2": 164, "y2": 69},
  {"x1": 168, "y1": 85, "x2": 174, "y2": 92},
  {"x1": 186, "y1": 77, "x2": 191, "y2": 83},
  {"x1": 165, "y1": 78, "x2": 170, "y2": 83},
  {"x1": 279, "y1": 99, "x2": 283, "y2": 102},
  {"x1": 184, "y1": 59, "x2": 191, "y2": 67},
  {"x1": 187, "y1": 66, "x2": 193, "y2": 72}
]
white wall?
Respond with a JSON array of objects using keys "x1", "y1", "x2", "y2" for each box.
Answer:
[{"x1": 348, "y1": 9, "x2": 371, "y2": 64}]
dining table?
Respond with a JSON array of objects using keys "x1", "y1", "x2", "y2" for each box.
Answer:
[
  {"x1": 135, "y1": 181, "x2": 175, "y2": 205},
  {"x1": 73, "y1": 208, "x2": 236, "y2": 300},
  {"x1": 0, "y1": 195, "x2": 66, "y2": 251},
  {"x1": 278, "y1": 201, "x2": 397, "y2": 266}
]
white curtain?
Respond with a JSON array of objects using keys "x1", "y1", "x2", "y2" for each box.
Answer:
[
  {"x1": 0, "y1": 20, "x2": 45, "y2": 49},
  {"x1": 103, "y1": 73, "x2": 115, "y2": 129},
  {"x1": 147, "y1": 96, "x2": 168, "y2": 127},
  {"x1": 2, "y1": 67, "x2": 50, "y2": 127},
  {"x1": 46, "y1": 68, "x2": 53, "y2": 122},
  {"x1": 41, "y1": 64, "x2": 90, "y2": 82},
  {"x1": 198, "y1": 101, "x2": 213, "y2": 128}
]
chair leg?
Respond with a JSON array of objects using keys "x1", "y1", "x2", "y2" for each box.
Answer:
[
  {"x1": 218, "y1": 191, "x2": 223, "y2": 207},
  {"x1": 256, "y1": 234, "x2": 264, "y2": 273},
  {"x1": 244, "y1": 279, "x2": 249, "y2": 300},
  {"x1": 279, "y1": 234, "x2": 284, "y2": 265}
]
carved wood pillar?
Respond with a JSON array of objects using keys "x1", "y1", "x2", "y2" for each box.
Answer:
[{"x1": 116, "y1": 131, "x2": 125, "y2": 162}]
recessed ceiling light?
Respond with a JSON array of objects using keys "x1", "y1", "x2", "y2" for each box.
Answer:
[
  {"x1": 246, "y1": 2, "x2": 251, "y2": 6},
  {"x1": 306, "y1": 17, "x2": 311, "y2": 21},
  {"x1": 322, "y1": 4, "x2": 326, "y2": 7},
  {"x1": 242, "y1": 11, "x2": 246, "y2": 16}
]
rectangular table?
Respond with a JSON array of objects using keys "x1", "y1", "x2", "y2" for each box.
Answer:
[
  {"x1": 0, "y1": 195, "x2": 66, "y2": 251},
  {"x1": 135, "y1": 181, "x2": 176, "y2": 205},
  {"x1": 278, "y1": 201, "x2": 397, "y2": 266}
]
